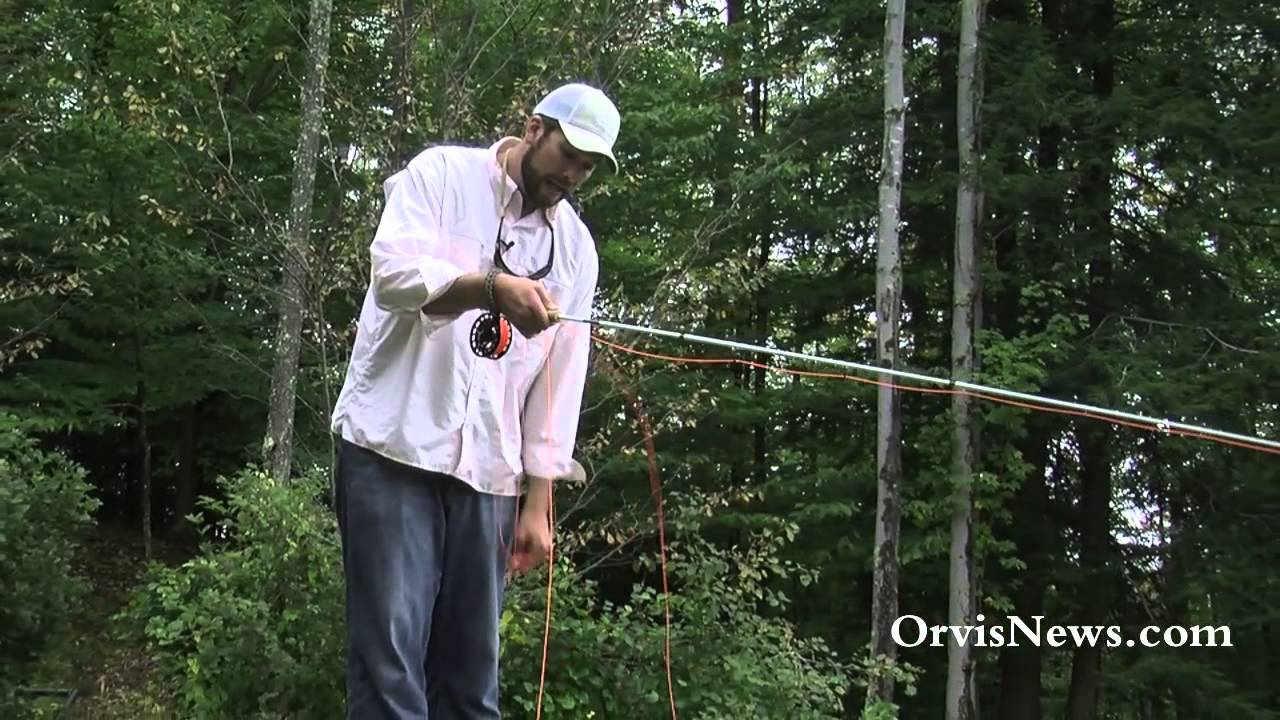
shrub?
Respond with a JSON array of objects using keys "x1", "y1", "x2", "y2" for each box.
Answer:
[
  {"x1": 0, "y1": 414, "x2": 99, "y2": 703},
  {"x1": 500, "y1": 521, "x2": 853, "y2": 718},
  {"x1": 119, "y1": 466, "x2": 345, "y2": 719},
  {"x1": 122, "y1": 468, "x2": 851, "y2": 718}
]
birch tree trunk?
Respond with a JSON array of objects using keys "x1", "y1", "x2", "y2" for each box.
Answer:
[
  {"x1": 865, "y1": 0, "x2": 906, "y2": 709},
  {"x1": 264, "y1": 0, "x2": 333, "y2": 483},
  {"x1": 947, "y1": 0, "x2": 986, "y2": 718}
]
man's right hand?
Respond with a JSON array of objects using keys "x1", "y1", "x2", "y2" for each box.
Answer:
[{"x1": 494, "y1": 274, "x2": 559, "y2": 337}]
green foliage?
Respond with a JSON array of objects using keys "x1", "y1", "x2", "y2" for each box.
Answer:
[
  {"x1": 0, "y1": 415, "x2": 99, "y2": 705},
  {"x1": 502, "y1": 516, "x2": 852, "y2": 719},
  {"x1": 3, "y1": 0, "x2": 1277, "y2": 716},
  {"x1": 119, "y1": 467, "x2": 345, "y2": 718},
  {"x1": 861, "y1": 701, "x2": 900, "y2": 720},
  {"x1": 118, "y1": 468, "x2": 850, "y2": 718}
]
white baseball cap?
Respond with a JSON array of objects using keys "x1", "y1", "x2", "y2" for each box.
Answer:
[{"x1": 533, "y1": 83, "x2": 621, "y2": 173}]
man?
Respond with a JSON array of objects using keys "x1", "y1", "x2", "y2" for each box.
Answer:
[{"x1": 329, "y1": 82, "x2": 620, "y2": 718}]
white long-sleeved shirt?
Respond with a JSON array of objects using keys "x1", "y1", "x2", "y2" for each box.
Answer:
[{"x1": 329, "y1": 138, "x2": 598, "y2": 496}]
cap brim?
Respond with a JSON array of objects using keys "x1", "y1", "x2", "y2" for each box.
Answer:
[{"x1": 559, "y1": 122, "x2": 619, "y2": 174}]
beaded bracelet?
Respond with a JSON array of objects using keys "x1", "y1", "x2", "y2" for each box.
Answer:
[
  {"x1": 472, "y1": 267, "x2": 513, "y2": 359},
  {"x1": 484, "y1": 266, "x2": 502, "y2": 311}
]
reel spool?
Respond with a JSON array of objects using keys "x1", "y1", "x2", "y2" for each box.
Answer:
[{"x1": 470, "y1": 311, "x2": 513, "y2": 359}]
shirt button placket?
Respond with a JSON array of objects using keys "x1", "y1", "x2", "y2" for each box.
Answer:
[{"x1": 456, "y1": 355, "x2": 482, "y2": 481}]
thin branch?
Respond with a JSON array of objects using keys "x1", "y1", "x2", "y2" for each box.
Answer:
[
  {"x1": 1114, "y1": 314, "x2": 1263, "y2": 354},
  {"x1": 0, "y1": 294, "x2": 76, "y2": 353},
  {"x1": 1095, "y1": 311, "x2": 1264, "y2": 353}
]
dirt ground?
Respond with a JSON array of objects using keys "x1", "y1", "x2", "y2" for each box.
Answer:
[{"x1": 24, "y1": 523, "x2": 194, "y2": 719}]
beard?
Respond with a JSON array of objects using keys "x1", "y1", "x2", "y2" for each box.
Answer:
[{"x1": 519, "y1": 139, "x2": 565, "y2": 210}]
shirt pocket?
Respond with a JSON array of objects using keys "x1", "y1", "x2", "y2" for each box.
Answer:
[
  {"x1": 443, "y1": 232, "x2": 484, "y2": 274},
  {"x1": 540, "y1": 276, "x2": 572, "y2": 312},
  {"x1": 509, "y1": 323, "x2": 556, "y2": 403}
]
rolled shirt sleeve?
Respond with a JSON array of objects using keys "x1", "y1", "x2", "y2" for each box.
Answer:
[
  {"x1": 520, "y1": 249, "x2": 598, "y2": 480},
  {"x1": 369, "y1": 150, "x2": 465, "y2": 333}
]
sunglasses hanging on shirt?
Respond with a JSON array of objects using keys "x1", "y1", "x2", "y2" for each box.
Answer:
[{"x1": 470, "y1": 215, "x2": 555, "y2": 360}]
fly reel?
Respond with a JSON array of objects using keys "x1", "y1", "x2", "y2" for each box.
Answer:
[{"x1": 470, "y1": 311, "x2": 513, "y2": 359}]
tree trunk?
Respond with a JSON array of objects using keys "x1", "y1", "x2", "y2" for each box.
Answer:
[
  {"x1": 994, "y1": 31, "x2": 1065, "y2": 712},
  {"x1": 264, "y1": 0, "x2": 333, "y2": 483},
  {"x1": 749, "y1": 28, "x2": 769, "y2": 486},
  {"x1": 1165, "y1": 485, "x2": 1202, "y2": 720},
  {"x1": 389, "y1": 0, "x2": 417, "y2": 168},
  {"x1": 721, "y1": 0, "x2": 749, "y2": 490},
  {"x1": 996, "y1": 425, "x2": 1053, "y2": 720},
  {"x1": 316, "y1": 146, "x2": 351, "y2": 489},
  {"x1": 171, "y1": 402, "x2": 200, "y2": 539},
  {"x1": 718, "y1": 0, "x2": 745, "y2": 208},
  {"x1": 995, "y1": 520, "x2": 1049, "y2": 720},
  {"x1": 1066, "y1": 2, "x2": 1116, "y2": 716},
  {"x1": 718, "y1": 0, "x2": 746, "y2": 215},
  {"x1": 133, "y1": 338, "x2": 152, "y2": 560},
  {"x1": 1067, "y1": 425, "x2": 1112, "y2": 720},
  {"x1": 1265, "y1": 622, "x2": 1280, "y2": 713},
  {"x1": 864, "y1": 0, "x2": 906, "y2": 710},
  {"x1": 947, "y1": 1, "x2": 985, "y2": 718},
  {"x1": 139, "y1": 403, "x2": 151, "y2": 559}
]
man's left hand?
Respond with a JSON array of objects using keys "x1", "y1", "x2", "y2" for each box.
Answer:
[{"x1": 509, "y1": 497, "x2": 552, "y2": 576}]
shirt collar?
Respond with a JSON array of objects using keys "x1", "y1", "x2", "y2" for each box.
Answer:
[{"x1": 488, "y1": 137, "x2": 559, "y2": 224}]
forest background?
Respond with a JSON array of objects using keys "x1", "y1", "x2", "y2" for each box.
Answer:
[{"x1": 2, "y1": 0, "x2": 1277, "y2": 718}]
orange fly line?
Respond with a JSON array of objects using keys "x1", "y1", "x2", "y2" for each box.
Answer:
[{"x1": 525, "y1": 323, "x2": 1278, "y2": 720}]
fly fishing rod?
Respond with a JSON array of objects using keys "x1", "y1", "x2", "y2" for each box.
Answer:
[{"x1": 550, "y1": 312, "x2": 1280, "y2": 455}]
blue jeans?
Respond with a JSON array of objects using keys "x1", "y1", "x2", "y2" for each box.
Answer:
[{"x1": 335, "y1": 439, "x2": 517, "y2": 719}]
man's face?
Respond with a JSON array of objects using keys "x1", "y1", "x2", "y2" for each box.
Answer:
[{"x1": 520, "y1": 120, "x2": 599, "y2": 209}]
